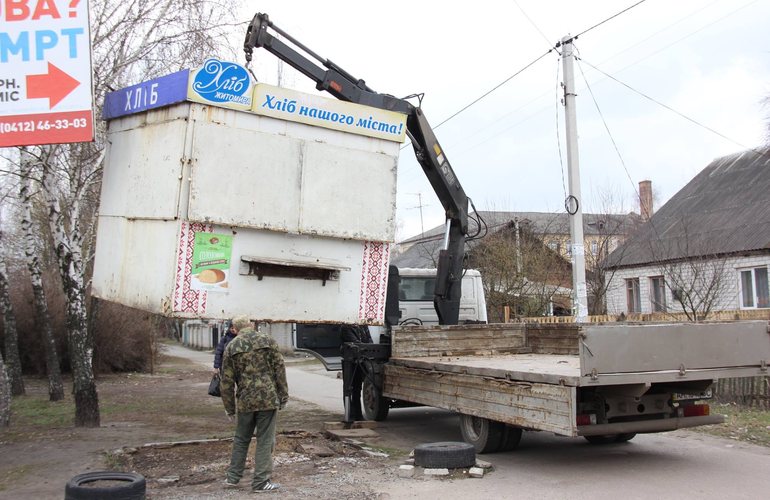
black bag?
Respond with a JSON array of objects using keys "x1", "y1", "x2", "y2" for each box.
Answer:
[{"x1": 208, "y1": 373, "x2": 221, "y2": 397}]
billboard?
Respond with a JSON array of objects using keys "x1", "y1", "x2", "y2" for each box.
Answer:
[{"x1": 0, "y1": 0, "x2": 94, "y2": 147}]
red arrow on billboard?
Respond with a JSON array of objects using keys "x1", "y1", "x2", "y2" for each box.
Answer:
[{"x1": 26, "y1": 63, "x2": 80, "y2": 108}]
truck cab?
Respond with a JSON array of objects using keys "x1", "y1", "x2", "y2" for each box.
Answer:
[{"x1": 396, "y1": 268, "x2": 487, "y2": 326}]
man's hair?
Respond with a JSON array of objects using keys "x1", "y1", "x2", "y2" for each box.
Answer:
[{"x1": 231, "y1": 316, "x2": 252, "y2": 330}]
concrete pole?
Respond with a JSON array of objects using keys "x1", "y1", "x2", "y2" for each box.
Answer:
[{"x1": 561, "y1": 36, "x2": 588, "y2": 322}]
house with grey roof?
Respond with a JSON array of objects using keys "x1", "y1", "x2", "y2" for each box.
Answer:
[
  {"x1": 393, "y1": 210, "x2": 641, "y2": 270},
  {"x1": 605, "y1": 149, "x2": 770, "y2": 316},
  {"x1": 393, "y1": 209, "x2": 642, "y2": 317}
]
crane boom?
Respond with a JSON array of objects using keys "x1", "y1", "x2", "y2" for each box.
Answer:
[{"x1": 244, "y1": 13, "x2": 470, "y2": 324}]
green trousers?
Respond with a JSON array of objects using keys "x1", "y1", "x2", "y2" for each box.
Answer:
[{"x1": 226, "y1": 409, "x2": 277, "y2": 488}]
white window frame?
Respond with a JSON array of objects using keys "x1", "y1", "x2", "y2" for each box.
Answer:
[
  {"x1": 739, "y1": 266, "x2": 769, "y2": 309},
  {"x1": 649, "y1": 276, "x2": 666, "y2": 312},
  {"x1": 626, "y1": 278, "x2": 641, "y2": 313}
]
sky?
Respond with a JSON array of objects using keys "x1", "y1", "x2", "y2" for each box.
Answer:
[{"x1": 231, "y1": 0, "x2": 770, "y2": 241}]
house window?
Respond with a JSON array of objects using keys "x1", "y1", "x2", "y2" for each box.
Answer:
[
  {"x1": 649, "y1": 276, "x2": 666, "y2": 312},
  {"x1": 626, "y1": 278, "x2": 641, "y2": 313},
  {"x1": 740, "y1": 267, "x2": 769, "y2": 309},
  {"x1": 591, "y1": 241, "x2": 598, "y2": 255},
  {"x1": 548, "y1": 240, "x2": 559, "y2": 252},
  {"x1": 566, "y1": 240, "x2": 572, "y2": 257}
]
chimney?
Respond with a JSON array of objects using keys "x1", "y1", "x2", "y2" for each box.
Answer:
[{"x1": 639, "y1": 180, "x2": 653, "y2": 221}]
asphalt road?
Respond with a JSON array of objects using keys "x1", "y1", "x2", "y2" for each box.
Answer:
[{"x1": 167, "y1": 343, "x2": 770, "y2": 499}]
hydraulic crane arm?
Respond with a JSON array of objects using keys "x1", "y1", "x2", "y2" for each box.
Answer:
[{"x1": 244, "y1": 13, "x2": 469, "y2": 325}]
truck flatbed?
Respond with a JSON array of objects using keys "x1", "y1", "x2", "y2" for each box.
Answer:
[{"x1": 389, "y1": 353, "x2": 581, "y2": 386}]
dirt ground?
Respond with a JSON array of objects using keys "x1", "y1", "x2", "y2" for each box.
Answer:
[{"x1": 0, "y1": 352, "x2": 405, "y2": 499}]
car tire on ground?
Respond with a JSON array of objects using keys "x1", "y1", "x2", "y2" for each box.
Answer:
[
  {"x1": 65, "y1": 471, "x2": 146, "y2": 500},
  {"x1": 413, "y1": 441, "x2": 476, "y2": 469}
]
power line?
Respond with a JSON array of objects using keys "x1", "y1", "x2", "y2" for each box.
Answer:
[
  {"x1": 575, "y1": 0, "x2": 650, "y2": 40},
  {"x1": 574, "y1": 54, "x2": 639, "y2": 202},
  {"x1": 513, "y1": 0, "x2": 559, "y2": 52},
  {"x1": 432, "y1": 49, "x2": 554, "y2": 130},
  {"x1": 579, "y1": 57, "x2": 769, "y2": 157}
]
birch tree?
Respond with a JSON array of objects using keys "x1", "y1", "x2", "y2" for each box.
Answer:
[
  {"x1": 0, "y1": 229, "x2": 24, "y2": 396},
  {"x1": 19, "y1": 150, "x2": 64, "y2": 401},
  {"x1": 0, "y1": 354, "x2": 9, "y2": 427}
]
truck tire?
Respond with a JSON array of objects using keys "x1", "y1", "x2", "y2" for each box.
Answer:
[
  {"x1": 615, "y1": 433, "x2": 636, "y2": 443},
  {"x1": 459, "y1": 414, "x2": 505, "y2": 454},
  {"x1": 583, "y1": 434, "x2": 619, "y2": 445},
  {"x1": 65, "y1": 471, "x2": 145, "y2": 500},
  {"x1": 499, "y1": 425, "x2": 523, "y2": 451},
  {"x1": 414, "y1": 442, "x2": 476, "y2": 469},
  {"x1": 362, "y1": 377, "x2": 389, "y2": 421}
]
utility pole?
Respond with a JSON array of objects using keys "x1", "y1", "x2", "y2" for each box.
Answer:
[
  {"x1": 408, "y1": 193, "x2": 427, "y2": 237},
  {"x1": 561, "y1": 35, "x2": 588, "y2": 322}
]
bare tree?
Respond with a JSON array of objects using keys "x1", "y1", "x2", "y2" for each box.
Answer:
[
  {"x1": 646, "y1": 218, "x2": 731, "y2": 321},
  {"x1": 471, "y1": 219, "x2": 571, "y2": 321},
  {"x1": 19, "y1": 149, "x2": 64, "y2": 401},
  {"x1": 0, "y1": 353, "x2": 9, "y2": 427},
  {"x1": 0, "y1": 230, "x2": 24, "y2": 396}
]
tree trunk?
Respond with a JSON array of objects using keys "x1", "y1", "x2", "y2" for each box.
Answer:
[
  {"x1": 20, "y1": 150, "x2": 64, "y2": 402},
  {"x1": 41, "y1": 161, "x2": 100, "y2": 427},
  {"x1": 0, "y1": 353, "x2": 10, "y2": 426},
  {"x1": 0, "y1": 246, "x2": 24, "y2": 396}
]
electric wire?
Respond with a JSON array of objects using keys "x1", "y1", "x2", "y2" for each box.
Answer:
[
  {"x1": 574, "y1": 53, "x2": 639, "y2": 203},
  {"x1": 432, "y1": 49, "x2": 554, "y2": 131},
  {"x1": 574, "y1": 0, "x2": 650, "y2": 40},
  {"x1": 513, "y1": 0, "x2": 559, "y2": 53},
  {"x1": 579, "y1": 58, "x2": 769, "y2": 158}
]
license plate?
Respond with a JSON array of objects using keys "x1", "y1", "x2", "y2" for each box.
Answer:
[{"x1": 673, "y1": 389, "x2": 712, "y2": 401}]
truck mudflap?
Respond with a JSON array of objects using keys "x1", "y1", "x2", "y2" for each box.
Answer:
[{"x1": 577, "y1": 414, "x2": 724, "y2": 436}]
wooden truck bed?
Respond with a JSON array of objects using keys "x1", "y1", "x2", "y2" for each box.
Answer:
[{"x1": 381, "y1": 321, "x2": 770, "y2": 436}]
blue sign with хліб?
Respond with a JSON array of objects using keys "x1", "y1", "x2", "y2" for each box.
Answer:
[{"x1": 102, "y1": 70, "x2": 190, "y2": 120}]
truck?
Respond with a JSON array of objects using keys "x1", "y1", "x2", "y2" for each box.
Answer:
[
  {"x1": 294, "y1": 267, "x2": 487, "y2": 369},
  {"x1": 242, "y1": 12, "x2": 770, "y2": 452}
]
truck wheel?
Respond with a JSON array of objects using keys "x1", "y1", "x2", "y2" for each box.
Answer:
[
  {"x1": 65, "y1": 471, "x2": 145, "y2": 500},
  {"x1": 583, "y1": 434, "x2": 619, "y2": 445},
  {"x1": 615, "y1": 433, "x2": 636, "y2": 443},
  {"x1": 459, "y1": 414, "x2": 505, "y2": 454},
  {"x1": 499, "y1": 425, "x2": 523, "y2": 451},
  {"x1": 362, "y1": 377, "x2": 389, "y2": 421},
  {"x1": 414, "y1": 442, "x2": 476, "y2": 469}
]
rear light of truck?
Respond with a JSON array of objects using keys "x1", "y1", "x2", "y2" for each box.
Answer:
[
  {"x1": 576, "y1": 414, "x2": 596, "y2": 426},
  {"x1": 682, "y1": 404, "x2": 710, "y2": 417}
]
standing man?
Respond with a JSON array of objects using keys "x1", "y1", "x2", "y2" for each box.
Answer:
[
  {"x1": 220, "y1": 316, "x2": 288, "y2": 493},
  {"x1": 341, "y1": 324, "x2": 372, "y2": 421},
  {"x1": 213, "y1": 320, "x2": 237, "y2": 375}
]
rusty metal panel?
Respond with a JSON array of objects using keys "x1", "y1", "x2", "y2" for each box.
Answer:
[
  {"x1": 383, "y1": 364, "x2": 576, "y2": 436},
  {"x1": 580, "y1": 322, "x2": 770, "y2": 384},
  {"x1": 186, "y1": 104, "x2": 399, "y2": 242},
  {"x1": 100, "y1": 106, "x2": 189, "y2": 219},
  {"x1": 187, "y1": 113, "x2": 302, "y2": 233},
  {"x1": 91, "y1": 217, "x2": 180, "y2": 313},
  {"x1": 299, "y1": 141, "x2": 397, "y2": 241}
]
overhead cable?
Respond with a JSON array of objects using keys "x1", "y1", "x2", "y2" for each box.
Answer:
[{"x1": 579, "y1": 58, "x2": 769, "y2": 157}]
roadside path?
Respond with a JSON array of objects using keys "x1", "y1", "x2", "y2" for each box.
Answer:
[{"x1": 163, "y1": 343, "x2": 344, "y2": 414}]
